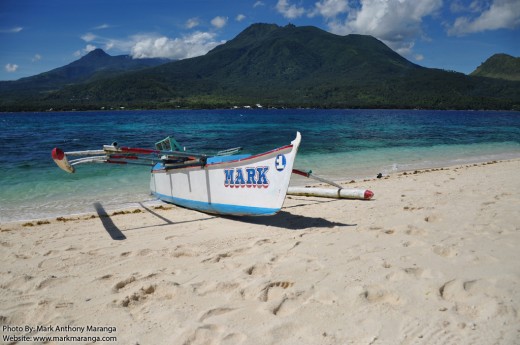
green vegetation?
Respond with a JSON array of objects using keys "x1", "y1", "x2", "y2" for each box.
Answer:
[
  {"x1": 1, "y1": 24, "x2": 519, "y2": 111},
  {"x1": 470, "y1": 54, "x2": 520, "y2": 81}
]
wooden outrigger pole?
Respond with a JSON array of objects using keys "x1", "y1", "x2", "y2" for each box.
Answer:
[
  {"x1": 51, "y1": 143, "x2": 208, "y2": 174},
  {"x1": 290, "y1": 168, "x2": 374, "y2": 200}
]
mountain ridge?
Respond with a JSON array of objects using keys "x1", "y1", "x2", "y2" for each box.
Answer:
[
  {"x1": 470, "y1": 54, "x2": 520, "y2": 81},
  {"x1": 1, "y1": 23, "x2": 519, "y2": 111},
  {"x1": 0, "y1": 49, "x2": 169, "y2": 95}
]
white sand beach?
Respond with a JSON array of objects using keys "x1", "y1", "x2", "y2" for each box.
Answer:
[{"x1": 1, "y1": 159, "x2": 519, "y2": 344}]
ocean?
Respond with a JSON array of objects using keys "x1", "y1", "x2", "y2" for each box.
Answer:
[{"x1": 1, "y1": 109, "x2": 519, "y2": 222}]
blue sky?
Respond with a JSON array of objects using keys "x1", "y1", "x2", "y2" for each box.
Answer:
[{"x1": 1, "y1": 0, "x2": 519, "y2": 81}]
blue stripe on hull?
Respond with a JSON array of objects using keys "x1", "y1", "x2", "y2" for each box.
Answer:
[{"x1": 152, "y1": 192, "x2": 280, "y2": 216}]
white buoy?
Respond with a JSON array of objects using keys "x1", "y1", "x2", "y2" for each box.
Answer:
[{"x1": 287, "y1": 187, "x2": 374, "y2": 200}]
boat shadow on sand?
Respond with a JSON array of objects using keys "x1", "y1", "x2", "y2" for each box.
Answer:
[
  {"x1": 94, "y1": 198, "x2": 355, "y2": 239},
  {"x1": 93, "y1": 202, "x2": 127, "y2": 240},
  {"x1": 224, "y1": 197, "x2": 357, "y2": 231},
  {"x1": 94, "y1": 202, "x2": 217, "y2": 239},
  {"x1": 224, "y1": 211, "x2": 355, "y2": 231}
]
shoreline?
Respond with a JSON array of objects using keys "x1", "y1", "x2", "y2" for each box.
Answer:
[
  {"x1": 3, "y1": 108, "x2": 519, "y2": 224},
  {"x1": 2, "y1": 107, "x2": 520, "y2": 114},
  {"x1": 1, "y1": 158, "x2": 519, "y2": 344},
  {"x1": 3, "y1": 158, "x2": 518, "y2": 226}
]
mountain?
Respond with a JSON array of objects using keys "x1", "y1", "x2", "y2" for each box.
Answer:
[
  {"x1": 470, "y1": 54, "x2": 520, "y2": 81},
  {"x1": 1, "y1": 24, "x2": 519, "y2": 111},
  {"x1": 181, "y1": 23, "x2": 419, "y2": 85},
  {"x1": 0, "y1": 49, "x2": 169, "y2": 96}
]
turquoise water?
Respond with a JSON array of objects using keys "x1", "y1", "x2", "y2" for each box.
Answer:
[{"x1": 1, "y1": 109, "x2": 519, "y2": 222}]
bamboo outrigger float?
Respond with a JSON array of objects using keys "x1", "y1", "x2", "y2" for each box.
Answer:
[{"x1": 52, "y1": 132, "x2": 373, "y2": 217}]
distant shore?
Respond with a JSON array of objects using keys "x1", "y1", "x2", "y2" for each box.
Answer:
[
  {"x1": 1, "y1": 159, "x2": 519, "y2": 344},
  {"x1": 2, "y1": 104, "x2": 520, "y2": 113}
]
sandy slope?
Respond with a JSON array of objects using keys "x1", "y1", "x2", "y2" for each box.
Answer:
[{"x1": 1, "y1": 160, "x2": 519, "y2": 344}]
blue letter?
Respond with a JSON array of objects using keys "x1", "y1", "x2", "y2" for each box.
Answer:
[
  {"x1": 256, "y1": 167, "x2": 269, "y2": 186},
  {"x1": 246, "y1": 167, "x2": 256, "y2": 186},
  {"x1": 224, "y1": 169, "x2": 234, "y2": 186},
  {"x1": 235, "y1": 168, "x2": 246, "y2": 185}
]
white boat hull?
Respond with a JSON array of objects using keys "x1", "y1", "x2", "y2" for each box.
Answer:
[{"x1": 150, "y1": 132, "x2": 301, "y2": 216}]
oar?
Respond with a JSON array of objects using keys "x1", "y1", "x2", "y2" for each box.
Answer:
[{"x1": 292, "y1": 169, "x2": 343, "y2": 189}]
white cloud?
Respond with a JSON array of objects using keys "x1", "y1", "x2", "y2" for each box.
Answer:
[
  {"x1": 5, "y1": 63, "x2": 19, "y2": 72},
  {"x1": 79, "y1": 31, "x2": 131, "y2": 53},
  {"x1": 253, "y1": 1, "x2": 265, "y2": 8},
  {"x1": 310, "y1": 0, "x2": 349, "y2": 18},
  {"x1": 211, "y1": 16, "x2": 228, "y2": 29},
  {"x1": 73, "y1": 44, "x2": 97, "y2": 57},
  {"x1": 32, "y1": 54, "x2": 42, "y2": 62},
  {"x1": 324, "y1": 0, "x2": 442, "y2": 56},
  {"x1": 0, "y1": 27, "x2": 23, "y2": 33},
  {"x1": 85, "y1": 44, "x2": 97, "y2": 53},
  {"x1": 186, "y1": 17, "x2": 200, "y2": 29},
  {"x1": 236, "y1": 14, "x2": 246, "y2": 22},
  {"x1": 276, "y1": 0, "x2": 306, "y2": 19},
  {"x1": 414, "y1": 54, "x2": 425, "y2": 61},
  {"x1": 130, "y1": 31, "x2": 224, "y2": 59},
  {"x1": 104, "y1": 41, "x2": 115, "y2": 50},
  {"x1": 93, "y1": 23, "x2": 111, "y2": 30},
  {"x1": 469, "y1": 0, "x2": 489, "y2": 13},
  {"x1": 81, "y1": 32, "x2": 97, "y2": 42},
  {"x1": 447, "y1": 0, "x2": 520, "y2": 36}
]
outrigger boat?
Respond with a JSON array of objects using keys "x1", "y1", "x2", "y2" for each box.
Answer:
[
  {"x1": 52, "y1": 132, "x2": 302, "y2": 216},
  {"x1": 52, "y1": 132, "x2": 374, "y2": 216}
]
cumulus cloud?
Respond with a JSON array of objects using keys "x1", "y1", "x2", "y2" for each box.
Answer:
[
  {"x1": 310, "y1": 0, "x2": 349, "y2": 18},
  {"x1": 73, "y1": 44, "x2": 97, "y2": 57},
  {"x1": 236, "y1": 14, "x2": 246, "y2": 22},
  {"x1": 104, "y1": 41, "x2": 116, "y2": 50},
  {"x1": 414, "y1": 54, "x2": 425, "y2": 61},
  {"x1": 79, "y1": 31, "x2": 132, "y2": 53},
  {"x1": 276, "y1": 0, "x2": 306, "y2": 19},
  {"x1": 76, "y1": 26, "x2": 224, "y2": 60},
  {"x1": 5, "y1": 63, "x2": 19, "y2": 72},
  {"x1": 211, "y1": 16, "x2": 228, "y2": 29},
  {"x1": 450, "y1": 0, "x2": 488, "y2": 13},
  {"x1": 186, "y1": 17, "x2": 200, "y2": 29},
  {"x1": 253, "y1": 1, "x2": 265, "y2": 8},
  {"x1": 81, "y1": 32, "x2": 97, "y2": 42},
  {"x1": 85, "y1": 44, "x2": 97, "y2": 52},
  {"x1": 130, "y1": 31, "x2": 224, "y2": 59},
  {"x1": 447, "y1": 0, "x2": 520, "y2": 36},
  {"x1": 321, "y1": 0, "x2": 442, "y2": 55},
  {"x1": 274, "y1": 0, "x2": 441, "y2": 56},
  {"x1": 32, "y1": 54, "x2": 42, "y2": 62}
]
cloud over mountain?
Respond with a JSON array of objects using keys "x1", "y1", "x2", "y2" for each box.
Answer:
[
  {"x1": 276, "y1": 0, "x2": 442, "y2": 56},
  {"x1": 276, "y1": 0, "x2": 306, "y2": 19},
  {"x1": 130, "y1": 32, "x2": 224, "y2": 59},
  {"x1": 447, "y1": 0, "x2": 520, "y2": 36}
]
